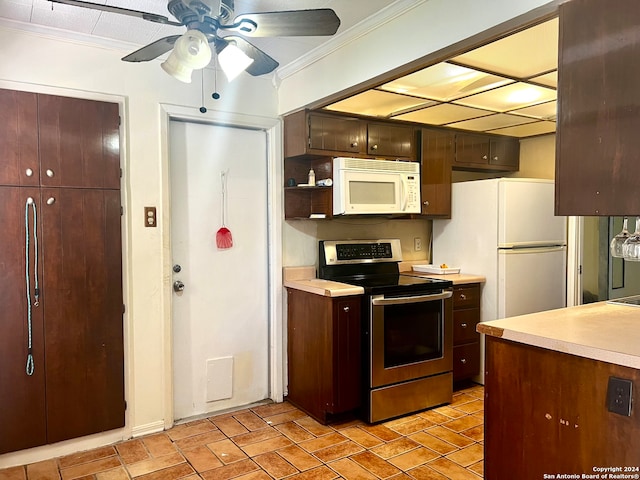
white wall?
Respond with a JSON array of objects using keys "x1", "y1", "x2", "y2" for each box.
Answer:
[{"x1": 0, "y1": 24, "x2": 278, "y2": 467}]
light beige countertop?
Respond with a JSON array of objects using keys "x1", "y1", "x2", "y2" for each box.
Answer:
[
  {"x1": 283, "y1": 266, "x2": 364, "y2": 297},
  {"x1": 477, "y1": 301, "x2": 640, "y2": 369},
  {"x1": 283, "y1": 265, "x2": 484, "y2": 297},
  {"x1": 398, "y1": 261, "x2": 485, "y2": 285}
]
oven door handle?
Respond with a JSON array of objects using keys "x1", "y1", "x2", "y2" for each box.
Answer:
[{"x1": 371, "y1": 290, "x2": 452, "y2": 306}]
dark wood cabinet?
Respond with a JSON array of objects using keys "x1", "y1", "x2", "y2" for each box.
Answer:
[
  {"x1": 286, "y1": 289, "x2": 361, "y2": 423},
  {"x1": 454, "y1": 132, "x2": 519, "y2": 171},
  {"x1": 452, "y1": 283, "x2": 481, "y2": 383},
  {"x1": 284, "y1": 110, "x2": 365, "y2": 159},
  {"x1": 555, "y1": 0, "x2": 640, "y2": 215},
  {"x1": 420, "y1": 128, "x2": 453, "y2": 218},
  {"x1": 0, "y1": 90, "x2": 39, "y2": 187},
  {"x1": 284, "y1": 110, "x2": 416, "y2": 161},
  {"x1": 0, "y1": 89, "x2": 124, "y2": 454},
  {"x1": 367, "y1": 122, "x2": 416, "y2": 159},
  {"x1": 485, "y1": 336, "x2": 640, "y2": 478}
]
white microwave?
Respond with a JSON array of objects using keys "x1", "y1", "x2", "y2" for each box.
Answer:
[{"x1": 332, "y1": 157, "x2": 421, "y2": 215}]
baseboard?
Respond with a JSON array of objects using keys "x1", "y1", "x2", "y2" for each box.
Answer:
[{"x1": 131, "y1": 420, "x2": 166, "y2": 438}]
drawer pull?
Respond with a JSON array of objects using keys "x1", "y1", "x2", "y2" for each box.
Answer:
[
  {"x1": 459, "y1": 294, "x2": 466, "y2": 300},
  {"x1": 343, "y1": 306, "x2": 350, "y2": 312},
  {"x1": 460, "y1": 358, "x2": 467, "y2": 364},
  {"x1": 461, "y1": 323, "x2": 468, "y2": 328}
]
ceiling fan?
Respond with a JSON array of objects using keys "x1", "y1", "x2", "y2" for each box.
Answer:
[{"x1": 49, "y1": 0, "x2": 341, "y2": 82}]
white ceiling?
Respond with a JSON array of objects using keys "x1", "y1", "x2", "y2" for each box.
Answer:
[
  {"x1": 0, "y1": 0, "x2": 401, "y2": 68},
  {"x1": 0, "y1": 1, "x2": 557, "y2": 139}
]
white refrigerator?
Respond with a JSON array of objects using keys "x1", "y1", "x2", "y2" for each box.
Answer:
[{"x1": 432, "y1": 178, "x2": 567, "y2": 383}]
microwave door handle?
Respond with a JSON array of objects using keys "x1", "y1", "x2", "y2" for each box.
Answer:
[
  {"x1": 400, "y1": 178, "x2": 408, "y2": 211},
  {"x1": 371, "y1": 290, "x2": 453, "y2": 306}
]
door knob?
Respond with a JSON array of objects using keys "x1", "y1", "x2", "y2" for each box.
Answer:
[{"x1": 173, "y1": 280, "x2": 185, "y2": 292}]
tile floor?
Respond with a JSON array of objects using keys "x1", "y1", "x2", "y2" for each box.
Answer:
[{"x1": 0, "y1": 385, "x2": 484, "y2": 480}]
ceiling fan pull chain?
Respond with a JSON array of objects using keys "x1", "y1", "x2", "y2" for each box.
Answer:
[{"x1": 199, "y1": 69, "x2": 207, "y2": 113}]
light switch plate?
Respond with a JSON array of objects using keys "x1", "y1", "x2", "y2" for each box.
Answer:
[{"x1": 144, "y1": 207, "x2": 157, "y2": 227}]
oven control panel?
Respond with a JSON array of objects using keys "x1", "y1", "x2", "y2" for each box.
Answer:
[{"x1": 320, "y1": 239, "x2": 403, "y2": 265}]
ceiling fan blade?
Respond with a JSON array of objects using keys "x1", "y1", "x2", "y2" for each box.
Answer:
[
  {"x1": 224, "y1": 9, "x2": 340, "y2": 37},
  {"x1": 48, "y1": 0, "x2": 183, "y2": 26},
  {"x1": 216, "y1": 36, "x2": 279, "y2": 76},
  {"x1": 122, "y1": 36, "x2": 182, "y2": 62}
]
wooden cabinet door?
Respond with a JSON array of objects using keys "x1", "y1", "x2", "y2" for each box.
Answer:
[
  {"x1": 0, "y1": 187, "x2": 47, "y2": 454},
  {"x1": 367, "y1": 123, "x2": 415, "y2": 159},
  {"x1": 556, "y1": 0, "x2": 640, "y2": 215},
  {"x1": 489, "y1": 137, "x2": 519, "y2": 169},
  {"x1": 454, "y1": 133, "x2": 490, "y2": 165},
  {"x1": 331, "y1": 297, "x2": 361, "y2": 413},
  {"x1": 308, "y1": 113, "x2": 364, "y2": 155},
  {"x1": 0, "y1": 89, "x2": 39, "y2": 187},
  {"x1": 41, "y1": 188, "x2": 124, "y2": 443},
  {"x1": 420, "y1": 128, "x2": 453, "y2": 217},
  {"x1": 38, "y1": 95, "x2": 120, "y2": 190}
]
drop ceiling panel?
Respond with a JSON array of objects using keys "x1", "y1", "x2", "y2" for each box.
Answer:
[
  {"x1": 510, "y1": 100, "x2": 557, "y2": 120},
  {"x1": 530, "y1": 71, "x2": 558, "y2": 88},
  {"x1": 393, "y1": 103, "x2": 493, "y2": 125},
  {"x1": 380, "y1": 62, "x2": 513, "y2": 101},
  {"x1": 0, "y1": 1, "x2": 32, "y2": 22},
  {"x1": 453, "y1": 82, "x2": 556, "y2": 112},
  {"x1": 447, "y1": 113, "x2": 536, "y2": 132},
  {"x1": 451, "y1": 18, "x2": 558, "y2": 79},
  {"x1": 490, "y1": 121, "x2": 556, "y2": 137},
  {"x1": 325, "y1": 89, "x2": 433, "y2": 117}
]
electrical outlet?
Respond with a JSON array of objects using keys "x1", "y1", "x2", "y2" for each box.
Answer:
[
  {"x1": 414, "y1": 237, "x2": 422, "y2": 251},
  {"x1": 607, "y1": 376, "x2": 633, "y2": 416}
]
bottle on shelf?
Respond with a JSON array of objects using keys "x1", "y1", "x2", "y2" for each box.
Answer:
[{"x1": 308, "y1": 168, "x2": 316, "y2": 186}]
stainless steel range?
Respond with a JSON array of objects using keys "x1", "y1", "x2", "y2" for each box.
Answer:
[{"x1": 318, "y1": 239, "x2": 454, "y2": 423}]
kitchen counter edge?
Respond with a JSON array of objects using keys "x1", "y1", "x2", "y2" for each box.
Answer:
[
  {"x1": 283, "y1": 265, "x2": 484, "y2": 297},
  {"x1": 477, "y1": 302, "x2": 640, "y2": 369}
]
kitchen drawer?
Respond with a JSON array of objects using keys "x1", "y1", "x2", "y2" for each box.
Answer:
[
  {"x1": 453, "y1": 343, "x2": 480, "y2": 381},
  {"x1": 453, "y1": 308, "x2": 480, "y2": 345},
  {"x1": 452, "y1": 284, "x2": 480, "y2": 309}
]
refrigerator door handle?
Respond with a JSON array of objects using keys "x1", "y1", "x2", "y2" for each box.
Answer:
[{"x1": 499, "y1": 245, "x2": 567, "y2": 254}]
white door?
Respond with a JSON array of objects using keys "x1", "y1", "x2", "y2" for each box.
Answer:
[
  {"x1": 170, "y1": 120, "x2": 269, "y2": 421},
  {"x1": 498, "y1": 246, "x2": 567, "y2": 318}
]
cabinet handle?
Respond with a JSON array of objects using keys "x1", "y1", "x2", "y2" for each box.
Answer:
[
  {"x1": 459, "y1": 293, "x2": 466, "y2": 300},
  {"x1": 423, "y1": 200, "x2": 430, "y2": 206},
  {"x1": 46, "y1": 169, "x2": 55, "y2": 178},
  {"x1": 343, "y1": 306, "x2": 350, "y2": 312},
  {"x1": 46, "y1": 197, "x2": 56, "y2": 205},
  {"x1": 351, "y1": 142, "x2": 358, "y2": 148},
  {"x1": 371, "y1": 144, "x2": 378, "y2": 151},
  {"x1": 493, "y1": 156, "x2": 499, "y2": 161},
  {"x1": 460, "y1": 358, "x2": 467, "y2": 364},
  {"x1": 25, "y1": 168, "x2": 34, "y2": 177},
  {"x1": 482, "y1": 155, "x2": 488, "y2": 160},
  {"x1": 461, "y1": 323, "x2": 468, "y2": 328}
]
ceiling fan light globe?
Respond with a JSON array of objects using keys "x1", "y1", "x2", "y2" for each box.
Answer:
[
  {"x1": 160, "y1": 29, "x2": 212, "y2": 83},
  {"x1": 161, "y1": 53, "x2": 194, "y2": 83},
  {"x1": 218, "y1": 43, "x2": 254, "y2": 82}
]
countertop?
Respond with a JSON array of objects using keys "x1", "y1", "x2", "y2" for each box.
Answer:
[
  {"x1": 283, "y1": 265, "x2": 485, "y2": 297},
  {"x1": 477, "y1": 301, "x2": 640, "y2": 369}
]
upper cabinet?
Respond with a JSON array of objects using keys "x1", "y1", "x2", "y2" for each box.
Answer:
[
  {"x1": 284, "y1": 110, "x2": 417, "y2": 161},
  {"x1": 0, "y1": 89, "x2": 121, "y2": 190},
  {"x1": 367, "y1": 122, "x2": 416, "y2": 159},
  {"x1": 556, "y1": 0, "x2": 640, "y2": 215},
  {"x1": 421, "y1": 127, "x2": 453, "y2": 218},
  {"x1": 454, "y1": 132, "x2": 519, "y2": 172}
]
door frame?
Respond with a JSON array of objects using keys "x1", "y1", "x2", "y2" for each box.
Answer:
[
  {"x1": 566, "y1": 216, "x2": 583, "y2": 307},
  {"x1": 159, "y1": 104, "x2": 283, "y2": 429}
]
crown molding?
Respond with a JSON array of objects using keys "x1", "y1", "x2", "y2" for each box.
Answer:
[{"x1": 274, "y1": 0, "x2": 428, "y2": 83}]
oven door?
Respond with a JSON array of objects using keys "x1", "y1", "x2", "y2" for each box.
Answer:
[{"x1": 369, "y1": 290, "x2": 453, "y2": 388}]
